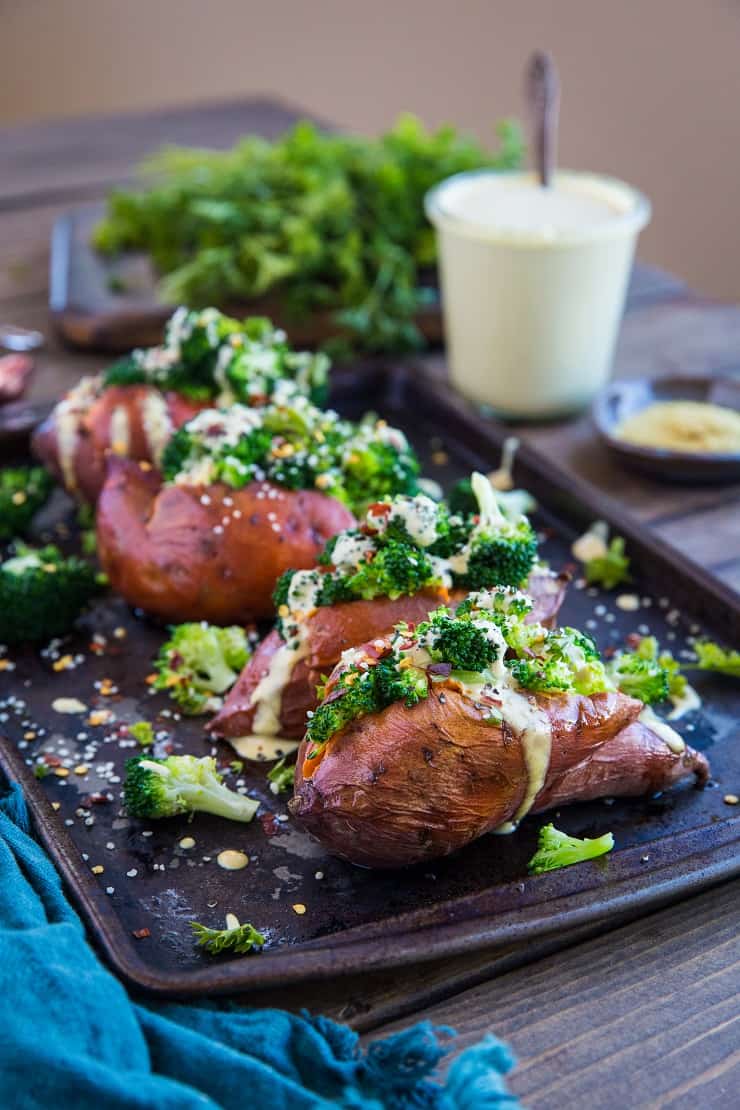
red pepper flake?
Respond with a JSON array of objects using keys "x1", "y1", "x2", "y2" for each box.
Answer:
[
  {"x1": 367, "y1": 502, "x2": 392, "y2": 516},
  {"x1": 81, "y1": 792, "x2": 112, "y2": 806},
  {"x1": 626, "y1": 632, "x2": 643, "y2": 650},
  {"x1": 42, "y1": 754, "x2": 62, "y2": 767},
  {"x1": 132, "y1": 928, "x2": 151, "y2": 940},
  {"x1": 161, "y1": 742, "x2": 174, "y2": 755}
]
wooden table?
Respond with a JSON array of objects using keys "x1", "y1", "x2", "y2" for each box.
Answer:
[{"x1": 1, "y1": 99, "x2": 738, "y2": 1108}]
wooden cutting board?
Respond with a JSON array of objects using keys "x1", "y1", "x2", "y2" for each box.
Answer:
[{"x1": 49, "y1": 203, "x2": 445, "y2": 353}]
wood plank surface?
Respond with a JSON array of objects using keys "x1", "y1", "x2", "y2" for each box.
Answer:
[
  {"x1": 1, "y1": 97, "x2": 738, "y2": 1106},
  {"x1": 371, "y1": 878, "x2": 740, "y2": 1108}
]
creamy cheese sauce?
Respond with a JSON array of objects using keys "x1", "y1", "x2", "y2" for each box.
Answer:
[
  {"x1": 230, "y1": 735, "x2": 300, "y2": 761},
  {"x1": 638, "y1": 705, "x2": 686, "y2": 753},
  {"x1": 451, "y1": 644, "x2": 552, "y2": 834},
  {"x1": 56, "y1": 406, "x2": 82, "y2": 490},
  {"x1": 247, "y1": 630, "x2": 309, "y2": 739},
  {"x1": 489, "y1": 437, "x2": 520, "y2": 492},
  {"x1": 667, "y1": 683, "x2": 702, "y2": 721},
  {"x1": 141, "y1": 390, "x2": 174, "y2": 464},
  {"x1": 499, "y1": 686, "x2": 553, "y2": 828},
  {"x1": 572, "y1": 521, "x2": 609, "y2": 563},
  {"x1": 109, "y1": 405, "x2": 131, "y2": 455}
]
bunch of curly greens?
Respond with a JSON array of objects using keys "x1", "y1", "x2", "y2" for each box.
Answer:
[
  {"x1": 273, "y1": 475, "x2": 538, "y2": 637},
  {"x1": 161, "y1": 392, "x2": 420, "y2": 516},
  {"x1": 93, "y1": 116, "x2": 523, "y2": 355},
  {"x1": 103, "y1": 306, "x2": 329, "y2": 405}
]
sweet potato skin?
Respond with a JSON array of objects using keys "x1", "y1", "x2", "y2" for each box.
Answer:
[
  {"x1": 290, "y1": 684, "x2": 708, "y2": 868},
  {"x1": 32, "y1": 383, "x2": 205, "y2": 502},
  {"x1": 209, "y1": 570, "x2": 567, "y2": 740},
  {"x1": 96, "y1": 458, "x2": 356, "y2": 623},
  {"x1": 208, "y1": 588, "x2": 454, "y2": 739}
]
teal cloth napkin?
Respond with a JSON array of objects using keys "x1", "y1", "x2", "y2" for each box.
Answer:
[{"x1": 0, "y1": 779, "x2": 518, "y2": 1109}]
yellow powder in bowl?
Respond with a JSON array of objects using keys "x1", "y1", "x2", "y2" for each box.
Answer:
[{"x1": 615, "y1": 400, "x2": 740, "y2": 454}]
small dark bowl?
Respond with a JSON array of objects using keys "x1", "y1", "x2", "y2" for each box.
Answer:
[{"x1": 593, "y1": 375, "x2": 740, "y2": 483}]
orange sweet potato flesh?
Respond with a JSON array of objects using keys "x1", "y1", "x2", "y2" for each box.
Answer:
[
  {"x1": 96, "y1": 458, "x2": 356, "y2": 624},
  {"x1": 32, "y1": 384, "x2": 205, "y2": 502},
  {"x1": 208, "y1": 570, "x2": 567, "y2": 740},
  {"x1": 289, "y1": 685, "x2": 709, "y2": 868}
]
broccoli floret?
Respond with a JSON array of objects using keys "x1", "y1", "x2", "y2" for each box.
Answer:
[
  {"x1": 607, "y1": 650, "x2": 669, "y2": 704},
  {"x1": 506, "y1": 626, "x2": 610, "y2": 696},
  {"x1": 124, "y1": 754, "x2": 259, "y2": 822},
  {"x1": 0, "y1": 467, "x2": 54, "y2": 541},
  {"x1": 153, "y1": 622, "x2": 250, "y2": 715},
  {"x1": 191, "y1": 915, "x2": 265, "y2": 955},
  {"x1": 528, "y1": 823, "x2": 614, "y2": 874},
  {"x1": 267, "y1": 757, "x2": 295, "y2": 795},
  {"x1": 618, "y1": 636, "x2": 687, "y2": 701},
  {"x1": 423, "y1": 614, "x2": 499, "y2": 672},
  {"x1": 584, "y1": 536, "x2": 631, "y2": 590},
  {"x1": 691, "y1": 640, "x2": 740, "y2": 677},
  {"x1": 341, "y1": 439, "x2": 420, "y2": 514},
  {"x1": 344, "y1": 539, "x2": 435, "y2": 600},
  {"x1": 128, "y1": 721, "x2": 154, "y2": 747},
  {"x1": 306, "y1": 668, "x2": 380, "y2": 747},
  {"x1": 374, "y1": 657, "x2": 429, "y2": 707},
  {"x1": 307, "y1": 659, "x2": 428, "y2": 749},
  {"x1": 459, "y1": 519, "x2": 538, "y2": 589},
  {"x1": 0, "y1": 545, "x2": 99, "y2": 644}
]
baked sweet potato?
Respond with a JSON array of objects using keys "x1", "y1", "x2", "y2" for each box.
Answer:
[
  {"x1": 96, "y1": 457, "x2": 355, "y2": 623},
  {"x1": 290, "y1": 681, "x2": 708, "y2": 868},
  {"x1": 32, "y1": 378, "x2": 205, "y2": 502},
  {"x1": 208, "y1": 569, "x2": 568, "y2": 741}
]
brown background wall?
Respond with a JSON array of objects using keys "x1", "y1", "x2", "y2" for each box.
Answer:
[{"x1": 3, "y1": 0, "x2": 739, "y2": 300}]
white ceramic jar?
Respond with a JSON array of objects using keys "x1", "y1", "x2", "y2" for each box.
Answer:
[{"x1": 425, "y1": 170, "x2": 651, "y2": 417}]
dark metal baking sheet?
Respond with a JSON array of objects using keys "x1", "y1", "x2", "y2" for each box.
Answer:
[{"x1": 1, "y1": 362, "x2": 738, "y2": 997}]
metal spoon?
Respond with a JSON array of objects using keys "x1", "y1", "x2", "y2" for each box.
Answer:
[{"x1": 526, "y1": 51, "x2": 560, "y2": 187}]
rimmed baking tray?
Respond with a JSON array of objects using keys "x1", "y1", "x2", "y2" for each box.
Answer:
[{"x1": 1, "y1": 362, "x2": 738, "y2": 996}]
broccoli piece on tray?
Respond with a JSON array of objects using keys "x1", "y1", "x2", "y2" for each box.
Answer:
[
  {"x1": 528, "y1": 823, "x2": 614, "y2": 874},
  {"x1": 0, "y1": 545, "x2": 99, "y2": 644},
  {"x1": 124, "y1": 754, "x2": 259, "y2": 822},
  {"x1": 191, "y1": 914, "x2": 265, "y2": 956},
  {"x1": 0, "y1": 467, "x2": 54, "y2": 542},
  {"x1": 153, "y1": 622, "x2": 250, "y2": 715}
]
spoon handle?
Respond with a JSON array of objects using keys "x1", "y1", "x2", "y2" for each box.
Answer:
[{"x1": 526, "y1": 51, "x2": 560, "y2": 187}]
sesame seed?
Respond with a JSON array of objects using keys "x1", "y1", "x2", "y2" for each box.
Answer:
[
  {"x1": 292, "y1": 903, "x2": 307, "y2": 915},
  {"x1": 723, "y1": 794, "x2": 739, "y2": 806}
]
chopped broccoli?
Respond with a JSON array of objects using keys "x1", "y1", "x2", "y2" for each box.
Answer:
[
  {"x1": 344, "y1": 539, "x2": 435, "y2": 600},
  {"x1": 422, "y1": 612, "x2": 499, "y2": 672},
  {"x1": 691, "y1": 640, "x2": 740, "y2": 677},
  {"x1": 33, "y1": 762, "x2": 51, "y2": 780},
  {"x1": 447, "y1": 476, "x2": 535, "y2": 523},
  {"x1": 191, "y1": 915, "x2": 265, "y2": 955},
  {"x1": 459, "y1": 519, "x2": 538, "y2": 589},
  {"x1": 161, "y1": 396, "x2": 419, "y2": 516},
  {"x1": 104, "y1": 306, "x2": 329, "y2": 405},
  {"x1": 306, "y1": 658, "x2": 428, "y2": 749},
  {"x1": 124, "y1": 754, "x2": 259, "y2": 822},
  {"x1": 0, "y1": 545, "x2": 99, "y2": 644},
  {"x1": 616, "y1": 636, "x2": 687, "y2": 701},
  {"x1": 0, "y1": 467, "x2": 54, "y2": 541},
  {"x1": 607, "y1": 648, "x2": 670, "y2": 704},
  {"x1": 584, "y1": 536, "x2": 631, "y2": 590},
  {"x1": 128, "y1": 720, "x2": 154, "y2": 747},
  {"x1": 267, "y1": 757, "x2": 295, "y2": 795},
  {"x1": 528, "y1": 823, "x2": 614, "y2": 874},
  {"x1": 76, "y1": 504, "x2": 98, "y2": 556},
  {"x1": 153, "y1": 622, "x2": 250, "y2": 715},
  {"x1": 340, "y1": 436, "x2": 420, "y2": 512}
]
